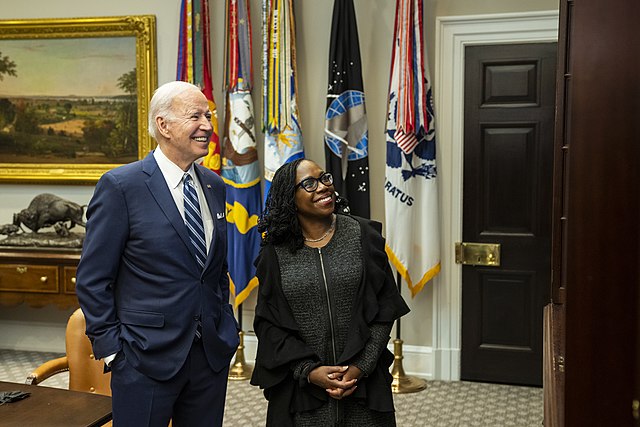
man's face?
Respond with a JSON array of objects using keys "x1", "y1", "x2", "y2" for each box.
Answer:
[{"x1": 160, "y1": 89, "x2": 213, "y2": 169}]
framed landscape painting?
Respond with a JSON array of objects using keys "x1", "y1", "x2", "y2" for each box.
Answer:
[{"x1": 0, "y1": 16, "x2": 157, "y2": 183}]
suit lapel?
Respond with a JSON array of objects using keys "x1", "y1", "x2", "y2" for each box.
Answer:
[{"x1": 142, "y1": 153, "x2": 195, "y2": 260}]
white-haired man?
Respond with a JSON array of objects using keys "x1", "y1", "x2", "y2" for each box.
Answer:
[{"x1": 77, "y1": 81, "x2": 239, "y2": 426}]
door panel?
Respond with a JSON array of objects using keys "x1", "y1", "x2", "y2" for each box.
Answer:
[
  {"x1": 482, "y1": 125, "x2": 536, "y2": 232},
  {"x1": 461, "y1": 43, "x2": 556, "y2": 386}
]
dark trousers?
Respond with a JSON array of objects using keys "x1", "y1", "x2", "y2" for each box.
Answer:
[{"x1": 110, "y1": 339, "x2": 230, "y2": 427}]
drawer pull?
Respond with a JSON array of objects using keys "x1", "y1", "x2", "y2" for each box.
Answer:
[
  {"x1": 40, "y1": 276, "x2": 48, "y2": 283},
  {"x1": 16, "y1": 266, "x2": 27, "y2": 274},
  {"x1": 71, "y1": 277, "x2": 76, "y2": 284}
]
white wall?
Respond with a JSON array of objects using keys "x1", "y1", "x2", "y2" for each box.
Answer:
[{"x1": 0, "y1": 0, "x2": 558, "y2": 378}]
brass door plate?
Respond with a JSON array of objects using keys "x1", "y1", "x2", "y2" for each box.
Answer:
[{"x1": 455, "y1": 242, "x2": 501, "y2": 266}]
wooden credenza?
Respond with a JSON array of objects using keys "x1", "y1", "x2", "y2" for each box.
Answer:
[{"x1": 0, "y1": 247, "x2": 81, "y2": 309}]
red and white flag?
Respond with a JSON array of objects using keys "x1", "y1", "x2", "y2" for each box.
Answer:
[{"x1": 384, "y1": 0, "x2": 440, "y2": 297}]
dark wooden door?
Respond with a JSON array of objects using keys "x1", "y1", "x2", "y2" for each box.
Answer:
[{"x1": 461, "y1": 43, "x2": 557, "y2": 386}]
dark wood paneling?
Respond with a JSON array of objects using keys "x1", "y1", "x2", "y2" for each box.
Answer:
[{"x1": 555, "y1": 0, "x2": 640, "y2": 424}]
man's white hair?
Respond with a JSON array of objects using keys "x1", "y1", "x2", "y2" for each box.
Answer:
[{"x1": 148, "y1": 81, "x2": 202, "y2": 140}]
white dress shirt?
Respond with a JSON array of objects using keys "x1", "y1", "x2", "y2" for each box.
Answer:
[{"x1": 153, "y1": 147, "x2": 214, "y2": 252}]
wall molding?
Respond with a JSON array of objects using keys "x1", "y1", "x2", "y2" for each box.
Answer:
[
  {"x1": 0, "y1": 323, "x2": 435, "y2": 378},
  {"x1": 432, "y1": 10, "x2": 558, "y2": 381}
]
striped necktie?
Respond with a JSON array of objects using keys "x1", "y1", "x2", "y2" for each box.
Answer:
[{"x1": 183, "y1": 173, "x2": 207, "y2": 270}]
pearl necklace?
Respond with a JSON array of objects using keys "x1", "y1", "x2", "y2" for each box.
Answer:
[{"x1": 304, "y1": 215, "x2": 336, "y2": 242}]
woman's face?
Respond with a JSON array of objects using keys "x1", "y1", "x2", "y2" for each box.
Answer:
[{"x1": 294, "y1": 160, "x2": 335, "y2": 220}]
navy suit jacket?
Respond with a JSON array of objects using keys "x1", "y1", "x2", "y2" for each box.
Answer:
[{"x1": 76, "y1": 152, "x2": 239, "y2": 381}]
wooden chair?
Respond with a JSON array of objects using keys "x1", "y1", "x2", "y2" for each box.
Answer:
[
  {"x1": 26, "y1": 308, "x2": 111, "y2": 396},
  {"x1": 26, "y1": 308, "x2": 172, "y2": 427}
]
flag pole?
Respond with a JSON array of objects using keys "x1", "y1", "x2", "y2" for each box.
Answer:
[
  {"x1": 390, "y1": 271, "x2": 427, "y2": 393},
  {"x1": 229, "y1": 303, "x2": 253, "y2": 380}
]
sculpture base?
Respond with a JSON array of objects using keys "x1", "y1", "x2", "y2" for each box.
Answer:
[{"x1": 0, "y1": 231, "x2": 84, "y2": 248}]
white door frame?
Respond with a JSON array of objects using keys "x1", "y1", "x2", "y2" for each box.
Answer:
[{"x1": 432, "y1": 11, "x2": 559, "y2": 381}]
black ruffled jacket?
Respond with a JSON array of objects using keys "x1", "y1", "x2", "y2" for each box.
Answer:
[{"x1": 250, "y1": 216, "x2": 410, "y2": 426}]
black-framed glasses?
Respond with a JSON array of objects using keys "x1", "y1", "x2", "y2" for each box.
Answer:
[{"x1": 295, "y1": 172, "x2": 334, "y2": 192}]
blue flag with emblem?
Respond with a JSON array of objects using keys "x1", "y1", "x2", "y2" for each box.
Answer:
[
  {"x1": 222, "y1": 0, "x2": 261, "y2": 306},
  {"x1": 324, "y1": 0, "x2": 370, "y2": 218},
  {"x1": 385, "y1": 0, "x2": 440, "y2": 297}
]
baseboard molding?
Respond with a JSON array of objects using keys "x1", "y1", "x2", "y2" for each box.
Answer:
[
  {"x1": 432, "y1": 347, "x2": 461, "y2": 381},
  {"x1": 0, "y1": 319, "x2": 66, "y2": 353}
]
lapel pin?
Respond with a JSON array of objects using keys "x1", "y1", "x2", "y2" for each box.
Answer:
[{"x1": 206, "y1": 184, "x2": 212, "y2": 189}]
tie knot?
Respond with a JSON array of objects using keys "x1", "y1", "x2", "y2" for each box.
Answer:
[{"x1": 184, "y1": 172, "x2": 193, "y2": 185}]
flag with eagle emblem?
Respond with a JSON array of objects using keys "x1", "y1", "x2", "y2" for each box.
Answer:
[{"x1": 385, "y1": 0, "x2": 440, "y2": 297}]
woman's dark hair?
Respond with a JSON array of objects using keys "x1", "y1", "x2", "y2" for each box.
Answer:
[
  {"x1": 258, "y1": 158, "x2": 350, "y2": 252},
  {"x1": 258, "y1": 158, "x2": 305, "y2": 252}
]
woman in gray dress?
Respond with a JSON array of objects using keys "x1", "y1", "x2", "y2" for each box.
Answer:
[{"x1": 251, "y1": 159, "x2": 410, "y2": 426}]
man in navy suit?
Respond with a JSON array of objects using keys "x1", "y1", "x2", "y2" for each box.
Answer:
[{"x1": 76, "y1": 81, "x2": 239, "y2": 426}]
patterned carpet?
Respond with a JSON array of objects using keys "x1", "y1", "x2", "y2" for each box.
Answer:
[{"x1": 0, "y1": 349, "x2": 543, "y2": 426}]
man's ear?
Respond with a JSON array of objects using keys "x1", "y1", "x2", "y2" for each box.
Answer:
[{"x1": 156, "y1": 116, "x2": 171, "y2": 138}]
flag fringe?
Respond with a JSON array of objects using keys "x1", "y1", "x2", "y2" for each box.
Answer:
[
  {"x1": 385, "y1": 244, "x2": 440, "y2": 298},
  {"x1": 230, "y1": 275, "x2": 260, "y2": 307}
]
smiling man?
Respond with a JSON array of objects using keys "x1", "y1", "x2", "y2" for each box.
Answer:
[{"x1": 76, "y1": 81, "x2": 239, "y2": 427}]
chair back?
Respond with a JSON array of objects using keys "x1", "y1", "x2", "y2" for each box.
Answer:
[{"x1": 66, "y1": 308, "x2": 112, "y2": 396}]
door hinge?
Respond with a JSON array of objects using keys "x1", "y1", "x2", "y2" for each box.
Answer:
[{"x1": 555, "y1": 355, "x2": 565, "y2": 373}]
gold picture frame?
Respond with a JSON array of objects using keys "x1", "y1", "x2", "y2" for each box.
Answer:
[{"x1": 0, "y1": 15, "x2": 157, "y2": 183}]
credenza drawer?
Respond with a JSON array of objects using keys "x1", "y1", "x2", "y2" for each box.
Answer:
[
  {"x1": 0, "y1": 264, "x2": 59, "y2": 293},
  {"x1": 0, "y1": 248, "x2": 80, "y2": 308},
  {"x1": 63, "y1": 266, "x2": 78, "y2": 294}
]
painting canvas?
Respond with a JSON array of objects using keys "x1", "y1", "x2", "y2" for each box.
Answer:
[{"x1": 0, "y1": 16, "x2": 157, "y2": 183}]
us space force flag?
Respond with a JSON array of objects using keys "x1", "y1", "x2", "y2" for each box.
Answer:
[
  {"x1": 222, "y1": 0, "x2": 261, "y2": 306},
  {"x1": 262, "y1": 0, "x2": 305, "y2": 198},
  {"x1": 324, "y1": 0, "x2": 370, "y2": 218},
  {"x1": 385, "y1": 0, "x2": 440, "y2": 297},
  {"x1": 177, "y1": 0, "x2": 221, "y2": 174}
]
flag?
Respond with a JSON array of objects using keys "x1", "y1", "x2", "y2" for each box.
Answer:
[
  {"x1": 324, "y1": 0, "x2": 370, "y2": 218},
  {"x1": 385, "y1": 0, "x2": 440, "y2": 297},
  {"x1": 262, "y1": 0, "x2": 304, "y2": 198},
  {"x1": 177, "y1": 0, "x2": 221, "y2": 174},
  {"x1": 222, "y1": 0, "x2": 261, "y2": 306}
]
